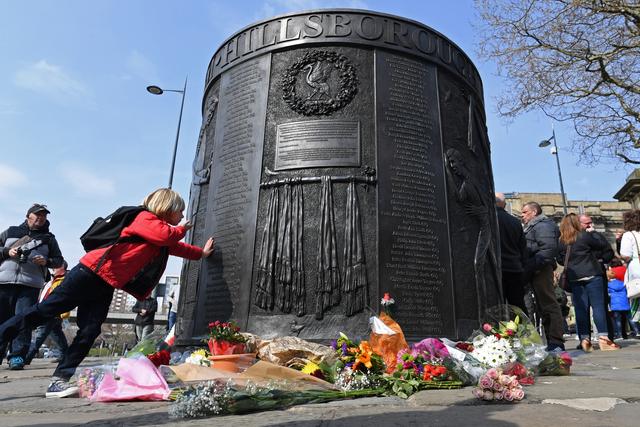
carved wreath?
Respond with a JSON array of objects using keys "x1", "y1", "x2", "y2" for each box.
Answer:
[{"x1": 282, "y1": 50, "x2": 358, "y2": 116}]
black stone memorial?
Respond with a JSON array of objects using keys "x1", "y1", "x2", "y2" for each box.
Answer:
[{"x1": 176, "y1": 9, "x2": 502, "y2": 346}]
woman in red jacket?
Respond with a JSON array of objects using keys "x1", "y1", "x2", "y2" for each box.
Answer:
[{"x1": 0, "y1": 188, "x2": 214, "y2": 398}]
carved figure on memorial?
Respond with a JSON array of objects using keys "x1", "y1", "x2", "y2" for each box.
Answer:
[
  {"x1": 304, "y1": 61, "x2": 332, "y2": 100},
  {"x1": 315, "y1": 176, "x2": 341, "y2": 320},
  {"x1": 282, "y1": 50, "x2": 358, "y2": 116},
  {"x1": 343, "y1": 180, "x2": 368, "y2": 316},
  {"x1": 445, "y1": 148, "x2": 500, "y2": 321}
]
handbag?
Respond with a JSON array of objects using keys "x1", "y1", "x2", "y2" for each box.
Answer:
[
  {"x1": 625, "y1": 232, "x2": 640, "y2": 299},
  {"x1": 559, "y1": 244, "x2": 572, "y2": 292}
]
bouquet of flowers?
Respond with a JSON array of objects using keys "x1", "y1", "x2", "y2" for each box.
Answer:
[
  {"x1": 536, "y1": 351, "x2": 572, "y2": 376},
  {"x1": 380, "y1": 292, "x2": 395, "y2": 313},
  {"x1": 76, "y1": 364, "x2": 115, "y2": 398},
  {"x1": 476, "y1": 305, "x2": 547, "y2": 371},
  {"x1": 331, "y1": 332, "x2": 385, "y2": 375},
  {"x1": 381, "y1": 339, "x2": 462, "y2": 398},
  {"x1": 207, "y1": 320, "x2": 247, "y2": 355},
  {"x1": 369, "y1": 293, "x2": 409, "y2": 373},
  {"x1": 472, "y1": 368, "x2": 525, "y2": 402},
  {"x1": 502, "y1": 361, "x2": 535, "y2": 385},
  {"x1": 147, "y1": 349, "x2": 171, "y2": 367},
  {"x1": 184, "y1": 349, "x2": 212, "y2": 367},
  {"x1": 169, "y1": 379, "x2": 385, "y2": 418},
  {"x1": 471, "y1": 334, "x2": 516, "y2": 368}
]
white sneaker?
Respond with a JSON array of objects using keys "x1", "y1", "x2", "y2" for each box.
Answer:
[{"x1": 45, "y1": 378, "x2": 79, "y2": 398}]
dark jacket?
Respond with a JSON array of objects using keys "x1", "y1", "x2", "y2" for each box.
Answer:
[
  {"x1": 496, "y1": 207, "x2": 527, "y2": 272},
  {"x1": 557, "y1": 231, "x2": 613, "y2": 281},
  {"x1": 523, "y1": 214, "x2": 559, "y2": 274},
  {"x1": 132, "y1": 297, "x2": 158, "y2": 326},
  {"x1": 0, "y1": 221, "x2": 63, "y2": 288}
]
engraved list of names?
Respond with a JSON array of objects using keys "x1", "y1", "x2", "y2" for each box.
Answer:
[
  {"x1": 376, "y1": 52, "x2": 455, "y2": 338},
  {"x1": 194, "y1": 56, "x2": 271, "y2": 334}
]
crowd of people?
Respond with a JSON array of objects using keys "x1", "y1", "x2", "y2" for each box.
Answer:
[
  {"x1": 0, "y1": 189, "x2": 214, "y2": 398},
  {"x1": 497, "y1": 193, "x2": 640, "y2": 353}
]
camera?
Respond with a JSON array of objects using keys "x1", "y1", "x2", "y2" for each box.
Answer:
[
  {"x1": 16, "y1": 247, "x2": 30, "y2": 263},
  {"x1": 14, "y1": 239, "x2": 43, "y2": 263}
]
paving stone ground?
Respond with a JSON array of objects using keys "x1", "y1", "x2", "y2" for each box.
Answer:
[{"x1": 1, "y1": 338, "x2": 639, "y2": 426}]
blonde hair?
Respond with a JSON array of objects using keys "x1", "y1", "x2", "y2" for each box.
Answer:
[
  {"x1": 559, "y1": 213, "x2": 581, "y2": 245},
  {"x1": 143, "y1": 188, "x2": 185, "y2": 220}
]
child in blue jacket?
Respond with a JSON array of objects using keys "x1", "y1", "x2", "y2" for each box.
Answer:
[{"x1": 607, "y1": 267, "x2": 631, "y2": 339}]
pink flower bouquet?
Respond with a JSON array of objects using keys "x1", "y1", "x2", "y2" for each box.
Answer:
[{"x1": 472, "y1": 368, "x2": 525, "y2": 402}]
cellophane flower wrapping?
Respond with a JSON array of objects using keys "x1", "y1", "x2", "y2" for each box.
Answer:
[
  {"x1": 502, "y1": 361, "x2": 535, "y2": 385},
  {"x1": 536, "y1": 351, "x2": 572, "y2": 376},
  {"x1": 91, "y1": 356, "x2": 171, "y2": 402},
  {"x1": 369, "y1": 312, "x2": 409, "y2": 373},
  {"x1": 476, "y1": 305, "x2": 547, "y2": 371},
  {"x1": 76, "y1": 363, "x2": 117, "y2": 398},
  {"x1": 439, "y1": 338, "x2": 484, "y2": 385},
  {"x1": 127, "y1": 329, "x2": 170, "y2": 357}
]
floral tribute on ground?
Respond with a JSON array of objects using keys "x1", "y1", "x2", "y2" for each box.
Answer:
[{"x1": 69, "y1": 300, "x2": 574, "y2": 418}]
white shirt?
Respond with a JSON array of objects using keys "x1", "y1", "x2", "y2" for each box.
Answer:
[{"x1": 619, "y1": 231, "x2": 640, "y2": 259}]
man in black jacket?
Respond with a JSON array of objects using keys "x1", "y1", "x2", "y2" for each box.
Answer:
[
  {"x1": 495, "y1": 193, "x2": 527, "y2": 312},
  {"x1": 522, "y1": 202, "x2": 565, "y2": 351},
  {"x1": 132, "y1": 296, "x2": 157, "y2": 343}
]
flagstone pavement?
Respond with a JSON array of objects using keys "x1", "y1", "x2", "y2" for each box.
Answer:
[{"x1": 1, "y1": 338, "x2": 639, "y2": 426}]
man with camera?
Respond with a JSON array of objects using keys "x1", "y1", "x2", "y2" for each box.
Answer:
[{"x1": 0, "y1": 204, "x2": 63, "y2": 370}]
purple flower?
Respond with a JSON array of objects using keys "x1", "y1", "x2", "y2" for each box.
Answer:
[
  {"x1": 331, "y1": 339, "x2": 337, "y2": 350},
  {"x1": 341, "y1": 342, "x2": 348, "y2": 356},
  {"x1": 345, "y1": 362, "x2": 353, "y2": 368}
]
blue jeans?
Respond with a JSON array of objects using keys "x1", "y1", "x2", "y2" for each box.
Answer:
[
  {"x1": 571, "y1": 276, "x2": 609, "y2": 340},
  {"x1": 26, "y1": 318, "x2": 69, "y2": 362},
  {"x1": 0, "y1": 264, "x2": 113, "y2": 379},
  {"x1": 168, "y1": 311, "x2": 177, "y2": 332},
  {"x1": 0, "y1": 283, "x2": 40, "y2": 359}
]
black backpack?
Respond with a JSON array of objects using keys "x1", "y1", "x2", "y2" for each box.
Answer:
[{"x1": 80, "y1": 206, "x2": 146, "y2": 252}]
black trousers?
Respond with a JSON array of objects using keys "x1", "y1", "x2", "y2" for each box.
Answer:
[
  {"x1": 0, "y1": 264, "x2": 113, "y2": 379},
  {"x1": 501, "y1": 270, "x2": 527, "y2": 313}
]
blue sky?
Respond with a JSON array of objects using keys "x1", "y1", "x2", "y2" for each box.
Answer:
[{"x1": 1, "y1": 1, "x2": 633, "y2": 279}]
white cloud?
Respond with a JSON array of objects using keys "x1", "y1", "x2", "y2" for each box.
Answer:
[
  {"x1": 14, "y1": 60, "x2": 90, "y2": 105},
  {"x1": 125, "y1": 50, "x2": 158, "y2": 83},
  {"x1": 0, "y1": 163, "x2": 27, "y2": 197},
  {"x1": 60, "y1": 165, "x2": 116, "y2": 197}
]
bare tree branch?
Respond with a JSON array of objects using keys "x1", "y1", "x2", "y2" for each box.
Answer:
[{"x1": 475, "y1": 0, "x2": 640, "y2": 164}]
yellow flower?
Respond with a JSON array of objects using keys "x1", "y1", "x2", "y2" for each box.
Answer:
[
  {"x1": 301, "y1": 361, "x2": 321, "y2": 375},
  {"x1": 193, "y1": 348, "x2": 209, "y2": 357}
]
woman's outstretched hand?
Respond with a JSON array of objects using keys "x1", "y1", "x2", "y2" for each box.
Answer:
[{"x1": 201, "y1": 237, "x2": 215, "y2": 258}]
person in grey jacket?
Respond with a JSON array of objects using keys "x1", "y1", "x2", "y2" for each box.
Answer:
[
  {"x1": 0, "y1": 204, "x2": 63, "y2": 370},
  {"x1": 521, "y1": 201, "x2": 565, "y2": 351}
]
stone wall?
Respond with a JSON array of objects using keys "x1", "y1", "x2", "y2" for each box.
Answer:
[{"x1": 504, "y1": 192, "x2": 631, "y2": 245}]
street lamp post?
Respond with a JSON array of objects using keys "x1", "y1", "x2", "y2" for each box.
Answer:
[
  {"x1": 539, "y1": 128, "x2": 568, "y2": 215},
  {"x1": 146, "y1": 77, "x2": 187, "y2": 189}
]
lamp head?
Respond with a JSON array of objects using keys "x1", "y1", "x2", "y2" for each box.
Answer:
[
  {"x1": 146, "y1": 85, "x2": 164, "y2": 95},
  {"x1": 538, "y1": 140, "x2": 551, "y2": 148}
]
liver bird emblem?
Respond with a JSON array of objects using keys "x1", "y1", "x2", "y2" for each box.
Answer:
[{"x1": 303, "y1": 61, "x2": 333, "y2": 100}]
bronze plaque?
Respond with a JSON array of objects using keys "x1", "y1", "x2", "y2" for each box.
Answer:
[{"x1": 275, "y1": 120, "x2": 360, "y2": 170}]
